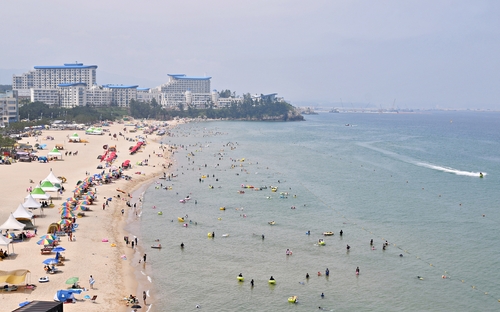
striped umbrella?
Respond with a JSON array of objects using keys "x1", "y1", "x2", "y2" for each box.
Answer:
[
  {"x1": 60, "y1": 208, "x2": 75, "y2": 219},
  {"x1": 79, "y1": 200, "x2": 91, "y2": 205},
  {"x1": 72, "y1": 205, "x2": 86, "y2": 212},
  {"x1": 57, "y1": 219, "x2": 72, "y2": 226},
  {"x1": 40, "y1": 234, "x2": 57, "y2": 240},
  {"x1": 60, "y1": 202, "x2": 75, "y2": 208},
  {"x1": 37, "y1": 238, "x2": 54, "y2": 245}
]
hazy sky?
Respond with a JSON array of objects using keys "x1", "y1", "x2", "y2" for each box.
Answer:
[{"x1": 1, "y1": 0, "x2": 499, "y2": 109}]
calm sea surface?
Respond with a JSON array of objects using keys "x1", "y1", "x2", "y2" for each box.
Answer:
[{"x1": 139, "y1": 111, "x2": 500, "y2": 311}]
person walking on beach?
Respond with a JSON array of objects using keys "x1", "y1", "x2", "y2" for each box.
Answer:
[
  {"x1": 143, "y1": 291, "x2": 147, "y2": 304},
  {"x1": 143, "y1": 253, "x2": 147, "y2": 263},
  {"x1": 89, "y1": 275, "x2": 95, "y2": 289}
]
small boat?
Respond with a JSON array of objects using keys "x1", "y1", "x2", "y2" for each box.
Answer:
[
  {"x1": 222, "y1": 234, "x2": 229, "y2": 237},
  {"x1": 178, "y1": 217, "x2": 184, "y2": 222},
  {"x1": 288, "y1": 296, "x2": 297, "y2": 303},
  {"x1": 268, "y1": 221, "x2": 276, "y2": 225},
  {"x1": 323, "y1": 232, "x2": 334, "y2": 236},
  {"x1": 151, "y1": 245, "x2": 162, "y2": 249}
]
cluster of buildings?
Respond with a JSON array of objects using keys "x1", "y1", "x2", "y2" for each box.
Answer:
[
  {"x1": 11, "y1": 62, "x2": 246, "y2": 109},
  {"x1": 0, "y1": 62, "x2": 283, "y2": 125}
]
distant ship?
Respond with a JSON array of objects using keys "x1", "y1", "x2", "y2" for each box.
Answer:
[{"x1": 329, "y1": 108, "x2": 340, "y2": 113}]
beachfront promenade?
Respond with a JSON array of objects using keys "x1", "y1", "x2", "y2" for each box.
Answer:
[{"x1": 0, "y1": 120, "x2": 181, "y2": 311}]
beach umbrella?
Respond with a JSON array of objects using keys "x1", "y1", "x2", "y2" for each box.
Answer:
[
  {"x1": 66, "y1": 197, "x2": 78, "y2": 202},
  {"x1": 81, "y1": 195, "x2": 93, "y2": 201},
  {"x1": 72, "y1": 206, "x2": 85, "y2": 212},
  {"x1": 57, "y1": 219, "x2": 72, "y2": 226},
  {"x1": 43, "y1": 258, "x2": 59, "y2": 265},
  {"x1": 60, "y1": 208, "x2": 75, "y2": 219},
  {"x1": 52, "y1": 246, "x2": 66, "y2": 252},
  {"x1": 40, "y1": 234, "x2": 57, "y2": 240},
  {"x1": 60, "y1": 202, "x2": 74, "y2": 208},
  {"x1": 79, "y1": 200, "x2": 91, "y2": 205},
  {"x1": 37, "y1": 238, "x2": 54, "y2": 245},
  {"x1": 65, "y1": 277, "x2": 79, "y2": 285}
]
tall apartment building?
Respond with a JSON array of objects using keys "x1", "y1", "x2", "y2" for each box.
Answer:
[
  {"x1": 13, "y1": 63, "x2": 97, "y2": 91},
  {"x1": 58, "y1": 83, "x2": 86, "y2": 108},
  {"x1": 0, "y1": 90, "x2": 20, "y2": 125},
  {"x1": 160, "y1": 74, "x2": 211, "y2": 107},
  {"x1": 104, "y1": 85, "x2": 138, "y2": 107}
]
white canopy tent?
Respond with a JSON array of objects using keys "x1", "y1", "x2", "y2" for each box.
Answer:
[
  {"x1": 44, "y1": 170, "x2": 62, "y2": 185},
  {"x1": 13, "y1": 204, "x2": 33, "y2": 221},
  {"x1": 40, "y1": 180, "x2": 59, "y2": 192},
  {"x1": 68, "y1": 133, "x2": 80, "y2": 142},
  {"x1": 23, "y1": 195, "x2": 42, "y2": 209},
  {"x1": 47, "y1": 147, "x2": 63, "y2": 159},
  {"x1": 0, "y1": 234, "x2": 13, "y2": 254},
  {"x1": 0, "y1": 213, "x2": 26, "y2": 231},
  {"x1": 26, "y1": 187, "x2": 50, "y2": 200}
]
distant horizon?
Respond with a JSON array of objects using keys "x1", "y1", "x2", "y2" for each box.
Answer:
[{"x1": 1, "y1": 1, "x2": 499, "y2": 111}]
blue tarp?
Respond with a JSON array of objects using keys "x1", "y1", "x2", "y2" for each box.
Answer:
[{"x1": 54, "y1": 289, "x2": 82, "y2": 302}]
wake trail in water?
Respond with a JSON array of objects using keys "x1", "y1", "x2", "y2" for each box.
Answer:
[
  {"x1": 414, "y1": 162, "x2": 486, "y2": 177},
  {"x1": 358, "y1": 142, "x2": 486, "y2": 177}
]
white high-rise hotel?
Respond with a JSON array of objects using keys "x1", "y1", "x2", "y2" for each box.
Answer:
[{"x1": 12, "y1": 63, "x2": 230, "y2": 108}]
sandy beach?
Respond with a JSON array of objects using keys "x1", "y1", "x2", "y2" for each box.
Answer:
[{"x1": 0, "y1": 119, "x2": 182, "y2": 311}]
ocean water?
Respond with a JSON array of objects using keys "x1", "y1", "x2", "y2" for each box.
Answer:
[{"x1": 139, "y1": 111, "x2": 500, "y2": 311}]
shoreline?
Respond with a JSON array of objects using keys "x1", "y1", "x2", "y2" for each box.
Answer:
[{"x1": 0, "y1": 119, "x2": 181, "y2": 311}]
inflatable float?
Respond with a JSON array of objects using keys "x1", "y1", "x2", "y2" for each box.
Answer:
[
  {"x1": 157, "y1": 211, "x2": 163, "y2": 215},
  {"x1": 219, "y1": 207, "x2": 225, "y2": 210},
  {"x1": 39, "y1": 276, "x2": 49, "y2": 283},
  {"x1": 178, "y1": 217, "x2": 184, "y2": 222},
  {"x1": 268, "y1": 221, "x2": 276, "y2": 225},
  {"x1": 207, "y1": 233, "x2": 213, "y2": 237},
  {"x1": 151, "y1": 245, "x2": 162, "y2": 249},
  {"x1": 323, "y1": 232, "x2": 334, "y2": 236},
  {"x1": 268, "y1": 279, "x2": 276, "y2": 284},
  {"x1": 288, "y1": 296, "x2": 297, "y2": 303},
  {"x1": 318, "y1": 239, "x2": 326, "y2": 246},
  {"x1": 237, "y1": 276, "x2": 244, "y2": 282}
]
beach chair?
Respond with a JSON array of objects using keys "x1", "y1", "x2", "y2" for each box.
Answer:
[{"x1": 91, "y1": 295, "x2": 97, "y2": 303}]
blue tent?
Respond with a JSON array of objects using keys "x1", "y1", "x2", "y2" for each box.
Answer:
[{"x1": 54, "y1": 289, "x2": 82, "y2": 302}]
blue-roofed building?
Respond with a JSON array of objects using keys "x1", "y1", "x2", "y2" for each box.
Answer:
[
  {"x1": 103, "y1": 85, "x2": 139, "y2": 107},
  {"x1": 58, "y1": 83, "x2": 87, "y2": 108},
  {"x1": 13, "y1": 62, "x2": 97, "y2": 91},
  {"x1": 160, "y1": 74, "x2": 212, "y2": 107}
]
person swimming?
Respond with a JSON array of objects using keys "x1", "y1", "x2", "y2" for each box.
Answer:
[
  {"x1": 250, "y1": 279, "x2": 254, "y2": 287},
  {"x1": 306, "y1": 273, "x2": 310, "y2": 279},
  {"x1": 356, "y1": 267, "x2": 360, "y2": 275},
  {"x1": 269, "y1": 276, "x2": 275, "y2": 280},
  {"x1": 321, "y1": 292, "x2": 324, "y2": 298},
  {"x1": 325, "y1": 268, "x2": 329, "y2": 276},
  {"x1": 180, "y1": 243, "x2": 184, "y2": 248}
]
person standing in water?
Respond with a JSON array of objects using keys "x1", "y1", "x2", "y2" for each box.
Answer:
[{"x1": 356, "y1": 267, "x2": 360, "y2": 275}]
